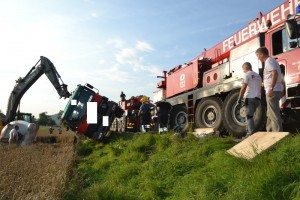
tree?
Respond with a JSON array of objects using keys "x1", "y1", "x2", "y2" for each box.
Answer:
[{"x1": 37, "y1": 112, "x2": 56, "y2": 126}]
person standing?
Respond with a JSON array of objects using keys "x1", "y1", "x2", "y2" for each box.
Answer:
[
  {"x1": 49, "y1": 126, "x2": 54, "y2": 134},
  {"x1": 58, "y1": 126, "x2": 62, "y2": 134},
  {"x1": 138, "y1": 96, "x2": 151, "y2": 133},
  {"x1": 120, "y1": 91, "x2": 126, "y2": 102},
  {"x1": 256, "y1": 47, "x2": 284, "y2": 132},
  {"x1": 9, "y1": 125, "x2": 19, "y2": 144},
  {"x1": 156, "y1": 100, "x2": 172, "y2": 133},
  {"x1": 237, "y1": 62, "x2": 262, "y2": 137}
]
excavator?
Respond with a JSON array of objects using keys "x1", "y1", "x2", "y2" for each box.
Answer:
[
  {"x1": 0, "y1": 56, "x2": 71, "y2": 139},
  {"x1": 1, "y1": 56, "x2": 124, "y2": 142}
]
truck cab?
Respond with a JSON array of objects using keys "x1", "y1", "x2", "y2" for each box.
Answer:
[
  {"x1": 266, "y1": 13, "x2": 300, "y2": 112},
  {"x1": 61, "y1": 83, "x2": 124, "y2": 140}
]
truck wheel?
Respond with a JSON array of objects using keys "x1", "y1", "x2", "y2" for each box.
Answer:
[
  {"x1": 195, "y1": 97, "x2": 224, "y2": 132},
  {"x1": 222, "y1": 90, "x2": 266, "y2": 138},
  {"x1": 170, "y1": 105, "x2": 189, "y2": 132}
]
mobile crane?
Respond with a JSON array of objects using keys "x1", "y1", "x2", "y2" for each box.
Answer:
[{"x1": 154, "y1": 1, "x2": 300, "y2": 138}]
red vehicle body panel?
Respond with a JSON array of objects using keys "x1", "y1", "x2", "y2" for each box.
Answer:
[
  {"x1": 164, "y1": 0, "x2": 300, "y2": 98},
  {"x1": 77, "y1": 94, "x2": 103, "y2": 134}
]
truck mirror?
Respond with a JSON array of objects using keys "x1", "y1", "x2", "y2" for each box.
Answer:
[{"x1": 285, "y1": 18, "x2": 298, "y2": 39}]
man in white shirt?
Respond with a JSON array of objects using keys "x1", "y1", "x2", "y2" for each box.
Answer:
[
  {"x1": 9, "y1": 125, "x2": 19, "y2": 144},
  {"x1": 237, "y1": 62, "x2": 262, "y2": 137},
  {"x1": 256, "y1": 47, "x2": 283, "y2": 132}
]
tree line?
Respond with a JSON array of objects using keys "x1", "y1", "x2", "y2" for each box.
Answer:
[{"x1": 0, "y1": 110, "x2": 64, "y2": 126}]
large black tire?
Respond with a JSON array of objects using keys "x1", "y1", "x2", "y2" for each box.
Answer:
[
  {"x1": 222, "y1": 90, "x2": 266, "y2": 138},
  {"x1": 170, "y1": 105, "x2": 189, "y2": 132},
  {"x1": 195, "y1": 97, "x2": 224, "y2": 132}
]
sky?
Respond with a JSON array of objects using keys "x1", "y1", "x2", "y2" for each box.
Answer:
[{"x1": 0, "y1": 0, "x2": 285, "y2": 118}]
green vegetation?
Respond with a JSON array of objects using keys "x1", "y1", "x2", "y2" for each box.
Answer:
[{"x1": 65, "y1": 132, "x2": 300, "y2": 200}]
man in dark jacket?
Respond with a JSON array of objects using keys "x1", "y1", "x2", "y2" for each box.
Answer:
[{"x1": 156, "y1": 100, "x2": 172, "y2": 133}]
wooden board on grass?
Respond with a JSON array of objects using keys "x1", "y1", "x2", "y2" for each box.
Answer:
[
  {"x1": 192, "y1": 128, "x2": 215, "y2": 138},
  {"x1": 227, "y1": 132, "x2": 290, "y2": 160}
]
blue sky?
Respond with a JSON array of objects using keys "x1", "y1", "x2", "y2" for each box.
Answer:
[{"x1": 0, "y1": 0, "x2": 285, "y2": 118}]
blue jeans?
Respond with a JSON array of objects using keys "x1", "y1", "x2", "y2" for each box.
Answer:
[{"x1": 245, "y1": 98, "x2": 260, "y2": 135}]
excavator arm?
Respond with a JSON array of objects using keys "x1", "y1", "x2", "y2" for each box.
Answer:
[{"x1": 5, "y1": 56, "x2": 71, "y2": 124}]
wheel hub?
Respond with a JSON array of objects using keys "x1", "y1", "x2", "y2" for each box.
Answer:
[
  {"x1": 232, "y1": 103, "x2": 246, "y2": 125},
  {"x1": 207, "y1": 112, "x2": 215, "y2": 121},
  {"x1": 202, "y1": 106, "x2": 217, "y2": 127},
  {"x1": 176, "y1": 111, "x2": 187, "y2": 126},
  {"x1": 239, "y1": 107, "x2": 246, "y2": 118}
]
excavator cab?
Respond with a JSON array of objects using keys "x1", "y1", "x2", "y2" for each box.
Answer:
[{"x1": 16, "y1": 112, "x2": 34, "y2": 123}]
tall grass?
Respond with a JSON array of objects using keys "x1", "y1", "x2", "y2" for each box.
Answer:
[
  {"x1": 64, "y1": 132, "x2": 300, "y2": 200},
  {"x1": 0, "y1": 143, "x2": 75, "y2": 200}
]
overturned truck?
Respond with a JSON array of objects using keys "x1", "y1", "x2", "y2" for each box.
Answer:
[{"x1": 61, "y1": 83, "x2": 124, "y2": 140}]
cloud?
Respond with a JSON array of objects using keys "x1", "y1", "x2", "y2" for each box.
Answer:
[
  {"x1": 113, "y1": 40, "x2": 162, "y2": 77},
  {"x1": 106, "y1": 38, "x2": 125, "y2": 49},
  {"x1": 136, "y1": 41, "x2": 154, "y2": 52},
  {"x1": 116, "y1": 48, "x2": 139, "y2": 65},
  {"x1": 94, "y1": 64, "x2": 135, "y2": 83},
  {"x1": 90, "y1": 12, "x2": 98, "y2": 18}
]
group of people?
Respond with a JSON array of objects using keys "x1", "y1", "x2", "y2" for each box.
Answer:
[
  {"x1": 238, "y1": 46, "x2": 284, "y2": 139},
  {"x1": 137, "y1": 96, "x2": 172, "y2": 133},
  {"x1": 49, "y1": 126, "x2": 62, "y2": 134}
]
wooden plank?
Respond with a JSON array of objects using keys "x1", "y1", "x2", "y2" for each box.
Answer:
[
  {"x1": 192, "y1": 128, "x2": 215, "y2": 138},
  {"x1": 227, "y1": 132, "x2": 290, "y2": 160}
]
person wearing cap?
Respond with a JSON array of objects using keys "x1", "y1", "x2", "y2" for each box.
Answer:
[
  {"x1": 237, "y1": 62, "x2": 262, "y2": 138},
  {"x1": 138, "y1": 96, "x2": 151, "y2": 132}
]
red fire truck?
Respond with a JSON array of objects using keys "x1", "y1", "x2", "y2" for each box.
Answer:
[
  {"x1": 154, "y1": 0, "x2": 300, "y2": 138},
  {"x1": 111, "y1": 95, "x2": 156, "y2": 132}
]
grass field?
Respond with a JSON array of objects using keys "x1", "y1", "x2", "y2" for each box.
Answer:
[
  {"x1": 65, "y1": 131, "x2": 300, "y2": 200},
  {"x1": 0, "y1": 126, "x2": 76, "y2": 200},
  {"x1": 0, "y1": 143, "x2": 75, "y2": 200},
  {"x1": 1, "y1": 127, "x2": 300, "y2": 199},
  {"x1": 35, "y1": 126, "x2": 76, "y2": 143}
]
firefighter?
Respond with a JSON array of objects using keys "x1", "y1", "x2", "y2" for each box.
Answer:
[
  {"x1": 237, "y1": 62, "x2": 262, "y2": 138},
  {"x1": 156, "y1": 100, "x2": 172, "y2": 133},
  {"x1": 138, "y1": 96, "x2": 151, "y2": 132},
  {"x1": 256, "y1": 47, "x2": 283, "y2": 132},
  {"x1": 120, "y1": 91, "x2": 126, "y2": 102}
]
